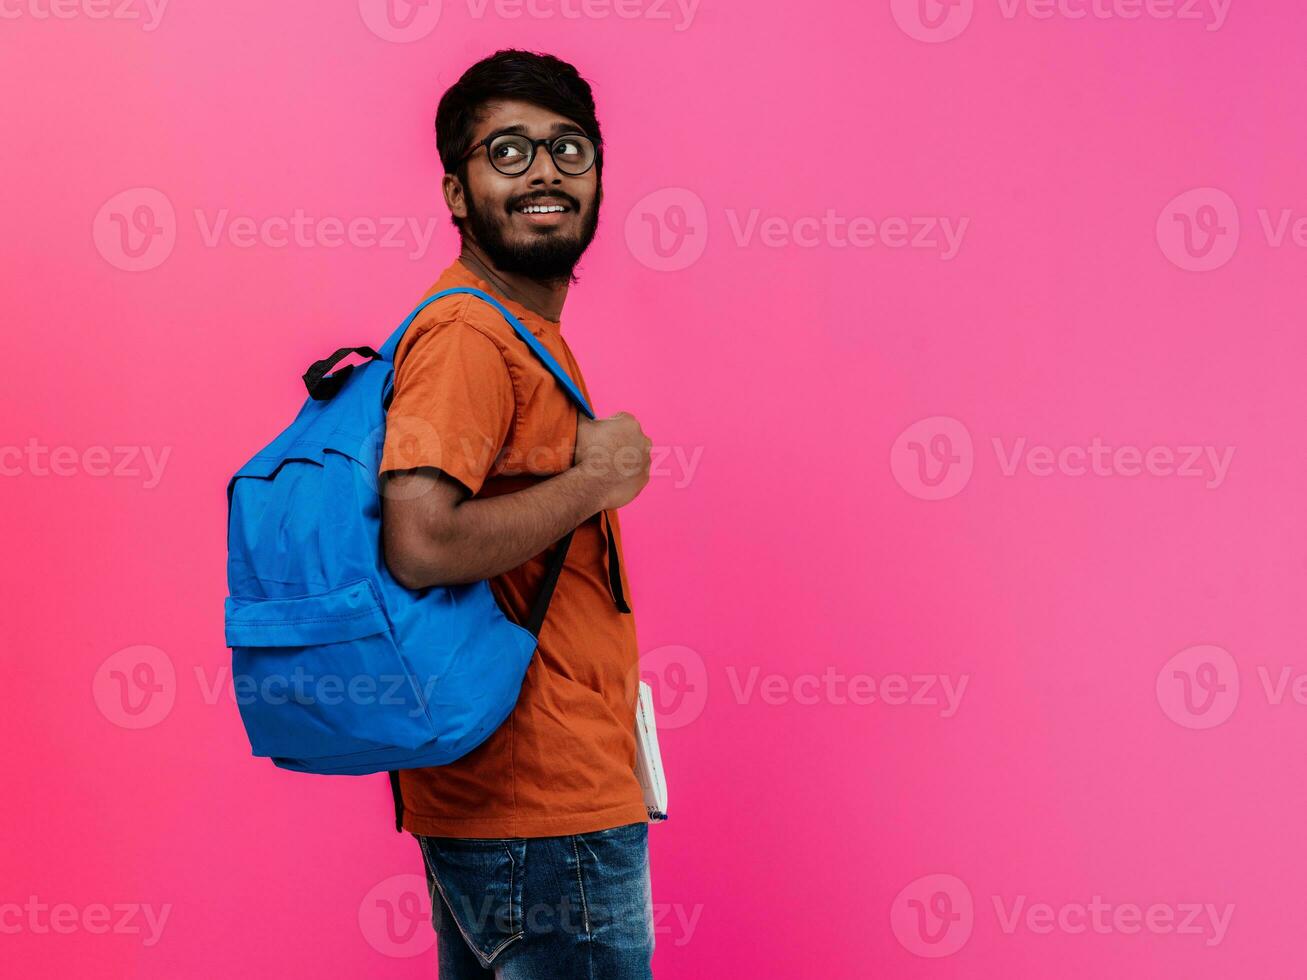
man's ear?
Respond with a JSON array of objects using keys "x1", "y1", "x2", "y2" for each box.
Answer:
[{"x1": 442, "y1": 172, "x2": 467, "y2": 221}]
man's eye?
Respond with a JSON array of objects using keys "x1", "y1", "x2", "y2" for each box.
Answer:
[{"x1": 494, "y1": 145, "x2": 523, "y2": 159}]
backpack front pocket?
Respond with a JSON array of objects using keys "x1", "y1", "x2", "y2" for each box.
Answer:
[{"x1": 224, "y1": 578, "x2": 435, "y2": 759}]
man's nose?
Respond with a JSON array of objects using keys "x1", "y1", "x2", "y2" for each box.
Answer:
[{"x1": 523, "y1": 146, "x2": 564, "y2": 184}]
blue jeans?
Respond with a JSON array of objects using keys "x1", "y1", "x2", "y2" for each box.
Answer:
[{"x1": 416, "y1": 822, "x2": 655, "y2": 979}]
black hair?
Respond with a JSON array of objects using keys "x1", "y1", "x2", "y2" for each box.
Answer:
[{"x1": 435, "y1": 48, "x2": 604, "y2": 182}]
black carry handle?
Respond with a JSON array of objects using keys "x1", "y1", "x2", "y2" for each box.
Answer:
[
  {"x1": 303, "y1": 346, "x2": 380, "y2": 401},
  {"x1": 389, "y1": 528, "x2": 576, "y2": 832}
]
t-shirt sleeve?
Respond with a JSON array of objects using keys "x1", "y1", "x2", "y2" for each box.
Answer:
[{"x1": 379, "y1": 321, "x2": 516, "y2": 497}]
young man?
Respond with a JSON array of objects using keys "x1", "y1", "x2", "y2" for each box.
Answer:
[{"x1": 378, "y1": 50, "x2": 656, "y2": 978}]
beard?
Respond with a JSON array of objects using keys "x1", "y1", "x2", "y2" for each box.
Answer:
[{"x1": 462, "y1": 183, "x2": 601, "y2": 285}]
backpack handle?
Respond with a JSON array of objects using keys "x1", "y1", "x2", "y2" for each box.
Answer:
[{"x1": 303, "y1": 346, "x2": 380, "y2": 401}]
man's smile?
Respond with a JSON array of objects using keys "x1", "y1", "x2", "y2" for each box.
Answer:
[{"x1": 511, "y1": 195, "x2": 577, "y2": 228}]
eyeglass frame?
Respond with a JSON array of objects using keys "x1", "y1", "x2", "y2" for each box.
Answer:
[{"x1": 454, "y1": 129, "x2": 600, "y2": 177}]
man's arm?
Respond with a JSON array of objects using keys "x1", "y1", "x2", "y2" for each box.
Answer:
[
  {"x1": 382, "y1": 411, "x2": 651, "y2": 590},
  {"x1": 382, "y1": 464, "x2": 602, "y2": 589}
]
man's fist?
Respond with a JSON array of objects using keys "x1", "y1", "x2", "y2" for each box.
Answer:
[{"x1": 574, "y1": 411, "x2": 652, "y2": 511}]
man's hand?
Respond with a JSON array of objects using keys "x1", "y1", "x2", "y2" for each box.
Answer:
[{"x1": 574, "y1": 411, "x2": 652, "y2": 511}]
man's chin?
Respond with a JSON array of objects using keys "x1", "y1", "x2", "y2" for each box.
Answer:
[
  {"x1": 490, "y1": 241, "x2": 586, "y2": 281},
  {"x1": 463, "y1": 204, "x2": 598, "y2": 282},
  {"x1": 508, "y1": 228, "x2": 579, "y2": 247}
]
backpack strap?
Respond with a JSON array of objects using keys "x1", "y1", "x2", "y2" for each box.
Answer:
[
  {"x1": 601, "y1": 513, "x2": 631, "y2": 614},
  {"x1": 388, "y1": 771, "x2": 404, "y2": 833},
  {"x1": 380, "y1": 286, "x2": 595, "y2": 420}
]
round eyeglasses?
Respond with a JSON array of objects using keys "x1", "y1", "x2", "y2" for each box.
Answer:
[{"x1": 457, "y1": 131, "x2": 598, "y2": 177}]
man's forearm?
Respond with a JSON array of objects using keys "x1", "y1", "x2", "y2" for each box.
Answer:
[{"x1": 406, "y1": 465, "x2": 604, "y2": 588}]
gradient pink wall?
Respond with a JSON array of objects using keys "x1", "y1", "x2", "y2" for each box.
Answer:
[{"x1": 3, "y1": 1, "x2": 1304, "y2": 976}]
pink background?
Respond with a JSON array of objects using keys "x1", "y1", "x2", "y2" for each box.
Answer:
[{"x1": 3, "y1": 1, "x2": 1305, "y2": 976}]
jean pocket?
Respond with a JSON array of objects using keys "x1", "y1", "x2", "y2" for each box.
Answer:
[{"x1": 418, "y1": 835, "x2": 527, "y2": 968}]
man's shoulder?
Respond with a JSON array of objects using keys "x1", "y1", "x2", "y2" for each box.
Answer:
[{"x1": 400, "y1": 286, "x2": 518, "y2": 364}]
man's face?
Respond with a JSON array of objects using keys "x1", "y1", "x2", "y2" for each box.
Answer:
[{"x1": 448, "y1": 99, "x2": 601, "y2": 284}]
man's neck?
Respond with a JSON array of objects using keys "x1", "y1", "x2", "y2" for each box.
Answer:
[{"x1": 458, "y1": 245, "x2": 568, "y2": 323}]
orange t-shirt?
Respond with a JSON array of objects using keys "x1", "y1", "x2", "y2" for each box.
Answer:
[{"x1": 379, "y1": 257, "x2": 648, "y2": 838}]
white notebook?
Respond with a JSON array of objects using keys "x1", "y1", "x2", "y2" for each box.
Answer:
[{"x1": 634, "y1": 681, "x2": 668, "y2": 822}]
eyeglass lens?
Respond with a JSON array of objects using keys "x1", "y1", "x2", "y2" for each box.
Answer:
[{"x1": 488, "y1": 134, "x2": 594, "y2": 176}]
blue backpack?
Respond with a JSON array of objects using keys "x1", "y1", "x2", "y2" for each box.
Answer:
[{"x1": 223, "y1": 287, "x2": 598, "y2": 790}]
